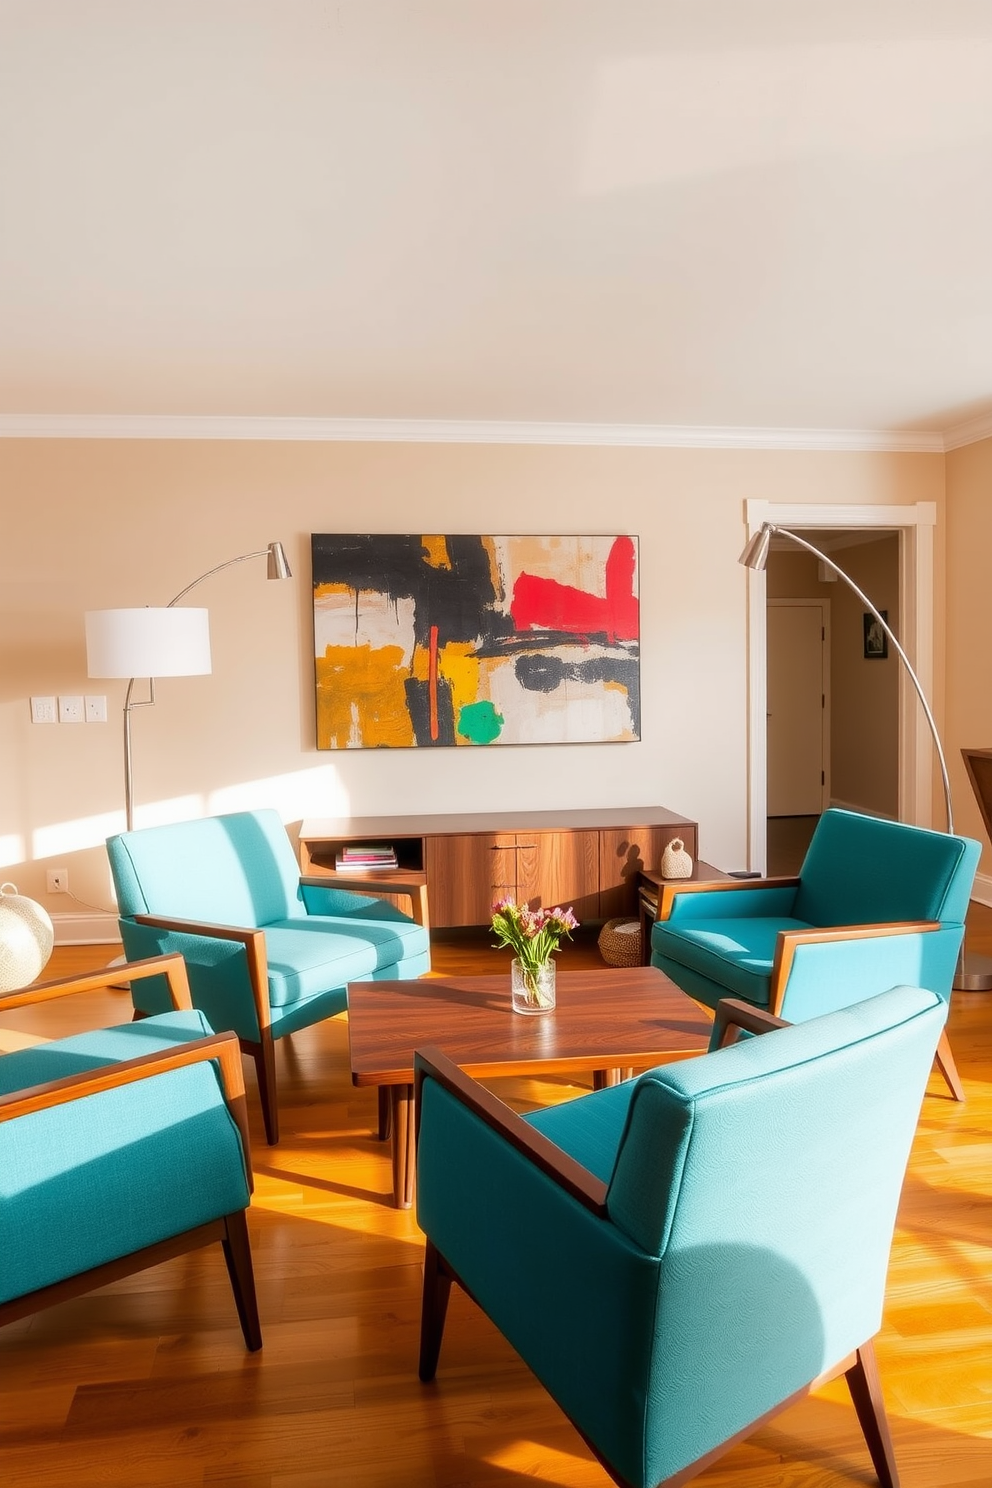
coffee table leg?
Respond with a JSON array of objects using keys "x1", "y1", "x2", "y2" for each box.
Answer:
[
  {"x1": 390, "y1": 1083, "x2": 415, "y2": 1209},
  {"x1": 593, "y1": 1068, "x2": 634, "y2": 1089},
  {"x1": 377, "y1": 1086, "x2": 391, "y2": 1141}
]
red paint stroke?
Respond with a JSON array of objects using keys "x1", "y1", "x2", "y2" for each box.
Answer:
[
  {"x1": 509, "y1": 537, "x2": 638, "y2": 643},
  {"x1": 428, "y1": 623, "x2": 440, "y2": 741}
]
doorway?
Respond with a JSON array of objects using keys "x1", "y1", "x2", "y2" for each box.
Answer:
[
  {"x1": 744, "y1": 500, "x2": 936, "y2": 875},
  {"x1": 765, "y1": 531, "x2": 900, "y2": 874},
  {"x1": 766, "y1": 598, "x2": 829, "y2": 874}
]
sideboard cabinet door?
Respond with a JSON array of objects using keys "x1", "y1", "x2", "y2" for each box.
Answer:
[
  {"x1": 514, "y1": 832, "x2": 600, "y2": 920},
  {"x1": 425, "y1": 834, "x2": 516, "y2": 928}
]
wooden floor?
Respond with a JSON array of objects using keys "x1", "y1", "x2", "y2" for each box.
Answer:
[{"x1": 1, "y1": 917, "x2": 990, "y2": 1488}]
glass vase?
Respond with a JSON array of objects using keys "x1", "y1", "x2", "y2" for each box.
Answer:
[{"x1": 511, "y1": 957, "x2": 556, "y2": 1015}]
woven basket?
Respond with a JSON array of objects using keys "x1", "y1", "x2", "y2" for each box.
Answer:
[{"x1": 597, "y1": 917, "x2": 642, "y2": 968}]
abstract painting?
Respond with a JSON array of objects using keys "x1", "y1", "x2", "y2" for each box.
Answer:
[{"x1": 312, "y1": 534, "x2": 640, "y2": 749}]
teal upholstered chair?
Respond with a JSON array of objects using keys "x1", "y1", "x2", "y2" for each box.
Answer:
[
  {"x1": 0, "y1": 954, "x2": 260, "y2": 1349},
  {"x1": 650, "y1": 808, "x2": 979, "y2": 1100},
  {"x1": 106, "y1": 809, "x2": 431, "y2": 1143},
  {"x1": 416, "y1": 986, "x2": 947, "y2": 1488}
]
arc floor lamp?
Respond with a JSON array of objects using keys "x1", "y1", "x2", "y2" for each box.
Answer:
[
  {"x1": 740, "y1": 521, "x2": 992, "y2": 992},
  {"x1": 85, "y1": 541, "x2": 292, "y2": 832}
]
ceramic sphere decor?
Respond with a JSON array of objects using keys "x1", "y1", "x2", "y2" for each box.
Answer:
[{"x1": 0, "y1": 882, "x2": 55, "y2": 991}]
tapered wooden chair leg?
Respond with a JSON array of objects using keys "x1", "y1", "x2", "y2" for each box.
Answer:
[
  {"x1": 934, "y1": 1029, "x2": 965, "y2": 1102},
  {"x1": 222, "y1": 1210, "x2": 263, "y2": 1352},
  {"x1": 249, "y1": 1034, "x2": 280, "y2": 1144},
  {"x1": 378, "y1": 1086, "x2": 392, "y2": 1141},
  {"x1": 845, "y1": 1341, "x2": 899, "y2": 1488},
  {"x1": 419, "y1": 1240, "x2": 453, "y2": 1382}
]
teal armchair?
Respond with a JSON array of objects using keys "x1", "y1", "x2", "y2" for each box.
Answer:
[
  {"x1": 416, "y1": 986, "x2": 947, "y2": 1488},
  {"x1": 0, "y1": 954, "x2": 260, "y2": 1349},
  {"x1": 650, "y1": 808, "x2": 979, "y2": 1099},
  {"x1": 106, "y1": 808, "x2": 431, "y2": 1143}
]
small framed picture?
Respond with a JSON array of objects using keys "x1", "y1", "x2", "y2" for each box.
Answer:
[{"x1": 863, "y1": 611, "x2": 888, "y2": 660}]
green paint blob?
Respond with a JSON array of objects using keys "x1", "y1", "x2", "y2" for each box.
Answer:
[{"x1": 457, "y1": 701, "x2": 504, "y2": 744}]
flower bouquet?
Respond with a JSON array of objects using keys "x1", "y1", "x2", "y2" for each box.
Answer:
[{"x1": 491, "y1": 896, "x2": 579, "y2": 1013}]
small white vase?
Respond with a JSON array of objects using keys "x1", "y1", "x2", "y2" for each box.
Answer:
[
  {"x1": 511, "y1": 958, "x2": 556, "y2": 1015},
  {"x1": 660, "y1": 838, "x2": 693, "y2": 879}
]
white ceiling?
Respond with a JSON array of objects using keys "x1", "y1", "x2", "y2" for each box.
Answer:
[{"x1": 3, "y1": 2, "x2": 992, "y2": 440}]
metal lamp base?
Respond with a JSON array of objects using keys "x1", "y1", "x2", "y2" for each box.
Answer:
[{"x1": 954, "y1": 950, "x2": 992, "y2": 992}]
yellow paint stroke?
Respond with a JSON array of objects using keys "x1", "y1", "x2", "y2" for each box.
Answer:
[
  {"x1": 407, "y1": 639, "x2": 485, "y2": 743},
  {"x1": 439, "y1": 642, "x2": 483, "y2": 738},
  {"x1": 316, "y1": 643, "x2": 414, "y2": 749},
  {"x1": 479, "y1": 535, "x2": 505, "y2": 605},
  {"x1": 420, "y1": 535, "x2": 451, "y2": 569}
]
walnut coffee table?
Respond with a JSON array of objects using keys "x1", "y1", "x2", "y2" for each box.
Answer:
[{"x1": 347, "y1": 965, "x2": 712, "y2": 1208}]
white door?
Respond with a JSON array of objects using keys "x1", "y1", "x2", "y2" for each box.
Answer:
[{"x1": 767, "y1": 601, "x2": 829, "y2": 816}]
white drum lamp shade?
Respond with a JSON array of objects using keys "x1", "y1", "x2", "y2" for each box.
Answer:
[
  {"x1": 85, "y1": 608, "x2": 212, "y2": 679},
  {"x1": 83, "y1": 543, "x2": 290, "y2": 832}
]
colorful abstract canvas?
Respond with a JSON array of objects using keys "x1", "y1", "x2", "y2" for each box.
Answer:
[{"x1": 311, "y1": 534, "x2": 640, "y2": 749}]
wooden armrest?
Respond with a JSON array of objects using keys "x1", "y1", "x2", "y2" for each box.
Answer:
[
  {"x1": 659, "y1": 876, "x2": 800, "y2": 920},
  {"x1": 0, "y1": 953, "x2": 193, "y2": 1013},
  {"x1": 300, "y1": 873, "x2": 426, "y2": 890},
  {"x1": 300, "y1": 873, "x2": 430, "y2": 929},
  {"x1": 712, "y1": 998, "x2": 790, "y2": 1048},
  {"x1": 0, "y1": 1029, "x2": 252, "y2": 1182},
  {"x1": 414, "y1": 1045, "x2": 608, "y2": 1217},
  {"x1": 770, "y1": 920, "x2": 942, "y2": 1016},
  {"x1": 134, "y1": 913, "x2": 262, "y2": 945},
  {"x1": 132, "y1": 916, "x2": 271, "y2": 1032}
]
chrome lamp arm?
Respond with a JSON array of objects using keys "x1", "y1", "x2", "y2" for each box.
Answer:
[{"x1": 739, "y1": 522, "x2": 953, "y2": 834}]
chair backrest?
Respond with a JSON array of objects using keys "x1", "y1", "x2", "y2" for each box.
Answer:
[
  {"x1": 107, "y1": 809, "x2": 305, "y2": 928},
  {"x1": 792, "y1": 808, "x2": 980, "y2": 927},
  {"x1": 604, "y1": 986, "x2": 945, "y2": 1486}
]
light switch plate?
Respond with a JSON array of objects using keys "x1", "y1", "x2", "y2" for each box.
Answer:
[
  {"x1": 30, "y1": 696, "x2": 57, "y2": 724},
  {"x1": 84, "y1": 694, "x2": 108, "y2": 722},
  {"x1": 58, "y1": 695, "x2": 85, "y2": 723}
]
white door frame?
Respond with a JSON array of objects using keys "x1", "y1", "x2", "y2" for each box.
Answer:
[{"x1": 744, "y1": 499, "x2": 937, "y2": 873}]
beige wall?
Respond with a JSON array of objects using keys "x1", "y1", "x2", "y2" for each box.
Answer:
[
  {"x1": 946, "y1": 435, "x2": 992, "y2": 875},
  {"x1": 0, "y1": 437, "x2": 945, "y2": 930}
]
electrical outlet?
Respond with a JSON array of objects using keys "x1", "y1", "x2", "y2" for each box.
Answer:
[
  {"x1": 58, "y1": 695, "x2": 85, "y2": 723},
  {"x1": 84, "y1": 694, "x2": 108, "y2": 722},
  {"x1": 47, "y1": 867, "x2": 69, "y2": 894},
  {"x1": 30, "y1": 696, "x2": 57, "y2": 724}
]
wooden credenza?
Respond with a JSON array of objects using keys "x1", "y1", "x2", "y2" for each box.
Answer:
[{"x1": 298, "y1": 807, "x2": 699, "y2": 929}]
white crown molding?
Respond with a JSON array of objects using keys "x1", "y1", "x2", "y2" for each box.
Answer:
[
  {"x1": 0, "y1": 412, "x2": 947, "y2": 452},
  {"x1": 943, "y1": 409, "x2": 992, "y2": 451}
]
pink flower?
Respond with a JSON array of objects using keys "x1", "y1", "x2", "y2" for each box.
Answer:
[{"x1": 490, "y1": 895, "x2": 579, "y2": 968}]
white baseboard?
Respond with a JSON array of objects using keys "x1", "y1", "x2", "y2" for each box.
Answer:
[
  {"x1": 971, "y1": 872, "x2": 992, "y2": 909},
  {"x1": 51, "y1": 911, "x2": 121, "y2": 946}
]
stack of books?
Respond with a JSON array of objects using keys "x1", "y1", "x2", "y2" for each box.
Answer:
[{"x1": 334, "y1": 844, "x2": 398, "y2": 873}]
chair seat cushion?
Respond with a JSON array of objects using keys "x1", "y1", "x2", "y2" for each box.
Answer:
[
  {"x1": 0, "y1": 1010, "x2": 251, "y2": 1304},
  {"x1": 0, "y1": 1010, "x2": 216, "y2": 1094},
  {"x1": 651, "y1": 917, "x2": 810, "y2": 1005},
  {"x1": 524, "y1": 1080, "x2": 636, "y2": 1184},
  {"x1": 264, "y1": 912, "x2": 430, "y2": 1006}
]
